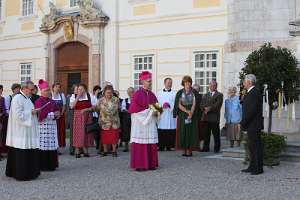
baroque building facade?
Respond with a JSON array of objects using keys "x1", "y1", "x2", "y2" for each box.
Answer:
[{"x1": 0, "y1": 0, "x2": 300, "y2": 133}]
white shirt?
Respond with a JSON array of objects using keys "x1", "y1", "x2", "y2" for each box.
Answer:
[
  {"x1": 91, "y1": 95, "x2": 98, "y2": 117},
  {"x1": 209, "y1": 90, "x2": 216, "y2": 96},
  {"x1": 157, "y1": 89, "x2": 177, "y2": 130},
  {"x1": 69, "y1": 93, "x2": 89, "y2": 107},
  {"x1": 6, "y1": 92, "x2": 39, "y2": 149},
  {"x1": 121, "y1": 98, "x2": 131, "y2": 112},
  {"x1": 4, "y1": 95, "x2": 13, "y2": 114},
  {"x1": 247, "y1": 86, "x2": 255, "y2": 93},
  {"x1": 52, "y1": 92, "x2": 66, "y2": 105}
]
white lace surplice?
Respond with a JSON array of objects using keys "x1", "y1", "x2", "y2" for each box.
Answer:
[
  {"x1": 130, "y1": 108, "x2": 158, "y2": 144},
  {"x1": 39, "y1": 112, "x2": 59, "y2": 150}
]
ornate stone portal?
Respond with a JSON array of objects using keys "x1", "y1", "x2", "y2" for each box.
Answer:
[{"x1": 40, "y1": 0, "x2": 109, "y2": 92}]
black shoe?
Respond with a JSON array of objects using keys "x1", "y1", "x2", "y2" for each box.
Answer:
[
  {"x1": 186, "y1": 153, "x2": 193, "y2": 157},
  {"x1": 123, "y1": 149, "x2": 129, "y2": 152},
  {"x1": 83, "y1": 153, "x2": 90, "y2": 157},
  {"x1": 251, "y1": 170, "x2": 264, "y2": 175},
  {"x1": 112, "y1": 152, "x2": 118, "y2": 157},
  {"x1": 201, "y1": 149, "x2": 209, "y2": 152},
  {"x1": 214, "y1": 149, "x2": 220, "y2": 153},
  {"x1": 75, "y1": 154, "x2": 81, "y2": 158},
  {"x1": 241, "y1": 168, "x2": 252, "y2": 173},
  {"x1": 101, "y1": 152, "x2": 107, "y2": 157},
  {"x1": 182, "y1": 154, "x2": 187, "y2": 157},
  {"x1": 166, "y1": 148, "x2": 172, "y2": 151}
]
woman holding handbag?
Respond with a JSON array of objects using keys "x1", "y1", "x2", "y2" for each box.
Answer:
[
  {"x1": 70, "y1": 84, "x2": 94, "y2": 158},
  {"x1": 82, "y1": 85, "x2": 120, "y2": 157}
]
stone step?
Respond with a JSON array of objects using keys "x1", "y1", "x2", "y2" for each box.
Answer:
[
  {"x1": 221, "y1": 143, "x2": 300, "y2": 162},
  {"x1": 281, "y1": 152, "x2": 300, "y2": 162},
  {"x1": 285, "y1": 142, "x2": 300, "y2": 153},
  {"x1": 221, "y1": 147, "x2": 245, "y2": 159}
]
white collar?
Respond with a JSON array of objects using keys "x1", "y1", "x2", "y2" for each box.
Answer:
[
  {"x1": 20, "y1": 91, "x2": 29, "y2": 99},
  {"x1": 247, "y1": 86, "x2": 255, "y2": 93}
]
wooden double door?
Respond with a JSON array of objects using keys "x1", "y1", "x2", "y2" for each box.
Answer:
[
  {"x1": 56, "y1": 42, "x2": 89, "y2": 95},
  {"x1": 57, "y1": 67, "x2": 88, "y2": 95}
]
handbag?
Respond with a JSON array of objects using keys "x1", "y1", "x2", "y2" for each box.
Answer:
[{"x1": 85, "y1": 122, "x2": 100, "y2": 134}]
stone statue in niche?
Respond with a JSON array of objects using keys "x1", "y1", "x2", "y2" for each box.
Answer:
[
  {"x1": 41, "y1": 2, "x2": 61, "y2": 29},
  {"x1": 77, "y1": 0, "x2": 106, "y2": 21}
]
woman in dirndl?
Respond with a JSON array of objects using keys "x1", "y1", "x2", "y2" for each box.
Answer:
[
  {"x1": 70, "y1": 83, "x2": 94, "y2": 158},
  {"x1": 52, "y1": 83, "x2": 66, "y2": 153}
]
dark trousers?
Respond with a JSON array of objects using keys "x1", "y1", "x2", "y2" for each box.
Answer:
[
  {"x1": 93, "y1": 117, "x2": 100, "y2": 150},
  {"x1": 248, "y1": 132, "x2": 263, "y2": 172},
  {"x1": 203, "y1": 122, "x2": 220, "y2": 152}
]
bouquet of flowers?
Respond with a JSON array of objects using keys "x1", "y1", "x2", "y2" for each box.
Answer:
[{"x1": 149, "y1": 103, "x2": 163, "y2": 114}]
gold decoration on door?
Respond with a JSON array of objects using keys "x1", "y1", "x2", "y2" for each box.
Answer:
[{"x1": 63, "y1": 21, "x2": 74, "y2": 41}]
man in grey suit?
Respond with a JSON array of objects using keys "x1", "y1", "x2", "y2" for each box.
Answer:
[{"x1": 200, "y1": 80, "x2": 223, "y2": 153}]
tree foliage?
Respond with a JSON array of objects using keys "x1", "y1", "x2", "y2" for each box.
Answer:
[{"x1": 240, "y1": 43, "x2": 300, "y2": 133}]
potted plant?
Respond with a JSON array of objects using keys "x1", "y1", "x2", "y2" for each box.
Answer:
[{"x1": 243, "y1": 132, "x2": 286, "y2": 166}]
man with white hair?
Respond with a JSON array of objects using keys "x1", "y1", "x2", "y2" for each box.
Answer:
[
  {"x1": 241, "y1": 74, "x2": 263, "y2": 175},
  {"x1": 5, "y1": 82, "x2": 41, "y2": 181}
]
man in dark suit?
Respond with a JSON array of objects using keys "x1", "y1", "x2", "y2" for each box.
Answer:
[
  {"x1": 200, "y1": 80, "x2": 223, "y2": 153},
  {"x1": 241, "y1": 74, "x2": 263, "y2": 175}
]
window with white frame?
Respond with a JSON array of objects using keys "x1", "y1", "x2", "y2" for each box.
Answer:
[
  {"x1": 22, "y1": 0, "x2": 34, "y2": 16},
  {"x1": 194, "y1": 51, "x2": 218, "y2": 94},
  {"x1": 0, "y1": 0, "x2": 2, "y2": 20},
  {"x1": 20, "y1": 63, "x2": 32, "y2": 84},
  {"x1": 133, "y1": 55, "x2": 154, "y2": 89},
  {"x1": 70, "y1": 0, "x2": 77, "y2": 7}
]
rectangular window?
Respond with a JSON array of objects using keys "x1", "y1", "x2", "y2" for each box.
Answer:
[
  {"x1": 133, "y1": 55, "x2": 154, "y2": 89},
  {"x1": 22, "y1": 0, "x2": 34, "y2": 16},
  {"x1": 20, "y1": 63, "x2": 32, "y2": 84},
  {"x1": 194, "y1": 51, "x2": 218, "y2": 94},
  {"x1": 70, "y1": 0, "x2": 77, "y2": 7},
  {"x1": 0, "y1": 0, "x2": 2, "y2": 20}
]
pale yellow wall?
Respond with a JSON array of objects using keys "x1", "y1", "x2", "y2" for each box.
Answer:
[
  {"x1": 56, "y1": 0, "x2": 68, "y2": 7},
  {"x1": 133, "y1": 4, "x2": 156, "y2": 16},
  {"x1": 21, "y1": 21, "x2": 35, "y2": 31},
  {"x1": 193, "y1": 0, "x2": 220, "y2": 8},
  {"x1": 6, "y1": 0, "x2": 21, "y2": 17},
  {"x1": 37, "y1": 0, "x2": 44, "y2": 8}
]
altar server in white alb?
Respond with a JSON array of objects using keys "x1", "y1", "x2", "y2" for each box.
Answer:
[
  {"x1": 157, "y1": 78, "x2": 177, "y2": 151},
  {"x1": 5, "y1": 82, "x2": 41, "y2": 181}
]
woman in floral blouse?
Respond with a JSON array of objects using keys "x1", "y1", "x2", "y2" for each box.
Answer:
[{"x1": 83, "y1": 85, "x2": 120, "y2": 157}]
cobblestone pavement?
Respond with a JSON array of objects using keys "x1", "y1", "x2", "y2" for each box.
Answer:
[{"x1": 0, "y1": 148, "x2": 300, "y2": 200}]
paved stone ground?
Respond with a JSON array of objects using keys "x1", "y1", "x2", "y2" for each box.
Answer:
[{"x1": 0, "y1": 147, "x2": 300, "y2": 200}]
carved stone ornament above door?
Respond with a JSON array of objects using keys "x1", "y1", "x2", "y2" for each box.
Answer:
[{"x1": 40, "y1": 0, "x2": 109, "y2": 34}]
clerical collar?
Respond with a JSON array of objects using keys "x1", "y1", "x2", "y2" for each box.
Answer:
[{"x1": 163, "y1": 89, "x2": 171, "y2": 92}]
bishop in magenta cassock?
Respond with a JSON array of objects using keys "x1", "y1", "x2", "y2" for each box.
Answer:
[{"x1": 129, "y1": 71, "x2": 159, "y2": 171}]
